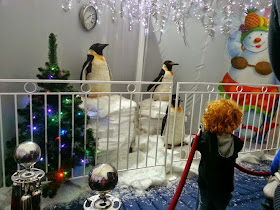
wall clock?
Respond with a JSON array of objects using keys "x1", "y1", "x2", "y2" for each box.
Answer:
[{"x1": 79, "y1": 5, "x2": 97, "y2": 31}]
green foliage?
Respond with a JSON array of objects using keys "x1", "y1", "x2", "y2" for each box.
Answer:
[{"x1": 5, "y1": 33, "x2": 95, "y2": 198}]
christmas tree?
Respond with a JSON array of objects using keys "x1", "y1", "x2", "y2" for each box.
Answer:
[{"x1": 5, "y1": 33, "x2": 95, "y2": 198}]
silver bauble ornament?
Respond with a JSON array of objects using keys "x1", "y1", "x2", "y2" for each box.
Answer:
[
  {"x1": 88, "y1": 163, "x2": 118, "y2": 193},
  {"x1": 14, "y1": 141, "x2": 41, "y2": 168}
]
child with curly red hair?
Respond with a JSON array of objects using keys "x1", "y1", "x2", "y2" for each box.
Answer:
[{"x1": 195, "y1": 99, "x2": 244, "y2": 210}]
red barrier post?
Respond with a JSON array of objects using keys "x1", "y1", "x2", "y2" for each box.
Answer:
[{"x1": 168, "y1": 131, "x2": 200, "y2": 210}]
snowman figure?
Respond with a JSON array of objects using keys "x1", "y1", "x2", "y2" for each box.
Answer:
[{"x1": 219, "y1": 8, "x2": 279, "y2": 141}]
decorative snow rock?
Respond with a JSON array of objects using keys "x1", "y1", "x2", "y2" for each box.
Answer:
[
  {"x1": 138, "y1": 98, "x2": 169, "y2": 134},
  {"x1": 80, "y1": 95, "x2": 137, "y2": 164}
]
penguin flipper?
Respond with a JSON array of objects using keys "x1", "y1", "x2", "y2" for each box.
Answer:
[
  {"x1": 80, "y1": 62, "x2": 89, "y2": 80},
  {"x1": 147, "y1": 69, "x2": 165, "y2": 92},
  {"x1": 161, "y1": 108, "x2": 168, "y2": 136},
  {"x1": 80, "y1": 55, "x2": 94, "y2": 80}
]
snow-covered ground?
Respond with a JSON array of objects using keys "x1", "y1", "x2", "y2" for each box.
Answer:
[
  {"x1": 0, "y1": 95, "x2": 277, "y2": 209},
  {"x1": 0, "y1": 143, "x2": 274, "y2": 210}
]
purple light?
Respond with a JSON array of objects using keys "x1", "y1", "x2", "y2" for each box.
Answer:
[
  {"x1": 33, "y1": 126, "x2": 37, "y2": 130},
  {"x1": 40, "y1": 157, "x2": 43, "y2": 161},
  {"x1": 80, "y1": 159, "x2": 89, "y2": 164},
  {"x1": 48, "y1": 109, "x2": 52, "y2": 113},
  {"x1": 48, "y1": 75, "x2": 53, "y2": 79},
  {"x1": 61, "y1": 144, "x2": 65, "y2": 148},
  {"x1": 33, "y1": 116, "x2": 36, "y2": 119}
]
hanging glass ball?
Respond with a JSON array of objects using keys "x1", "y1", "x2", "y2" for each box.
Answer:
[
  {"x1": 14, "y1": 141, "x2": 41, "y2": 168},
  {"x1": 88, "y1": 163, "x2": 118, "y2": 193}
]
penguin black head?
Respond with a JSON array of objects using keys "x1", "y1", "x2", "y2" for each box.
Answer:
[
  {"x1": 164, "y1": 60, "x2": 179, "y2": 71},
  {"x1": 89, "y1": 43, "x2": 109, "y2": 55},
  {"x1": 171, "y1": 94, "x2": 182, "y2": 107}
]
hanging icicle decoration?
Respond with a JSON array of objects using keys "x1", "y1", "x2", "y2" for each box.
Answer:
[
  {"x1": 62, "y1": 0, "x2": 72, "y2": 12},
  {"x1": 199, "y1": 1, "x2": 215, "y2": 38},
  {"x1": 110, "y1": 0, "x2": 117, "y2": 23},
  {"x1": 221, "y1": 0, "x2": 234, "y2": 35},
  {"x1": 71, "y1": 0, "x2": 272, "y2": 37}
]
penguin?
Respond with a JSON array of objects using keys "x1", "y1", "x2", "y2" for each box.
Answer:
[
  {"x1": 80, "y1": 43, "x2": 113, "y2": 97},
  {"x1": 147, "y1": 60, "x2": 178, "y2": 101},
  {"x1": 161, "y1": 94, "x2": 185, "y2": 148}
]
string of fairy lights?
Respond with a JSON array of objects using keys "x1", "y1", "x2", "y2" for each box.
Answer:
[
  {"x1": 62, "y1": 0, "x2": 272, "y2": 36},
  {"x1": 28, "y1": 95, "x2": 92, "y2": 171}
]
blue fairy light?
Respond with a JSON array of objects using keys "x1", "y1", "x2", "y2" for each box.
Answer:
[{"x1": 61, "y1": 130, "x2": 67, "y2": 135}]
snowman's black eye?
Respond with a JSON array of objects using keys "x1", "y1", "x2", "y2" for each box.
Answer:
[
  {"x1": 261, "y1": 33, "x2": 263, "y2": 36},
  {"x1": 249, "y1": 37, "x2": 251, "y2": 39}
]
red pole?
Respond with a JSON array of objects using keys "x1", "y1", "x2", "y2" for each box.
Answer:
[{"x1": 168, "y1": 131, "x2": 200, "y2": 210}]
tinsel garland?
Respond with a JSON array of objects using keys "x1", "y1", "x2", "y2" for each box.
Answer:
[{"x1": 63, "y1": 0, "x2": 272, "y2": 37}]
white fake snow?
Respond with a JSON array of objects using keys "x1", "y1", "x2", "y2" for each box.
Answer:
[{"x1": 0, "y1": 95, "x2": 275, "y2": 209}]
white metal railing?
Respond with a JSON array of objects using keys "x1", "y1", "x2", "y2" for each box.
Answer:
[
  {"x1": 0, "y1": 79, "x2": 173, "y2": 187},
  {"x1": 0, "y1": 79, "x2": 279, "y2": 188}
]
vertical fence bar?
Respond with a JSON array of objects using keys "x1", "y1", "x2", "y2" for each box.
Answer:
[
  {"x1": 197, "y1": 94, "x2": 204, "y2": 130},
  {"x1": 58, "y1": 94, "x2": 61, "y2": 169},
  {"x1": 164, "y1": 90, "x2": 173, "y2": 177},
  {"x1": 136, "y1": 93, "x2": 143, "y2": 169},
  {"x1": 44, "y1": 94, "x2": 48, "y2": 181},
  {"x1": 96, "y1": 96, "x2": 100, "y2": 165},
  {"x1": 155, "y1": 95, "x2": 162, "y2": 166},
  {"x1": 249, "y1": 93, "x2": 259, "y2": 152},
  {"x1": 127, "y1": 93, "x2": 133, "y2": 170},
  {"x1": 146, "y1": 94, "x2": 153, "y2": 167},
  {"x1": 260, "y1": 93, "x2": 271, "y2": 149},
  {"x1": 272, "y1": 96, "x2": 280, "y2": 150},
  {"x1": 106, "y1": 94, "x2": 111, "y2": 163},
  {"x1": 0, "y1": 96, "x2": 5, "y2": 187},
  {"x1": 116, "y1": 94, "x2": 122, "y2": 170},
  {"x1": 255, "y1": 93, "x2": 265, "y2": 150},
  {"x1": 71, "y1": 94, "x2": 74, "y2": 178},
  {"x1": 169, "y1": 90, "x2": 180, "y2": 174},
  {"x1": 189, "y1": 93, "x2": 196, "y2": 143},
  {"x1": 14, "y1": 95, "x2": 20, "y2": 171},
  {"x1": 244, "y1": 93, "x2": 253, "y2": 150},
  {"x1": 265, "y1": 94, "x2": 277, "y2": 150},
  {"x1": 83, "y1": 95, "x2": 88, "y2": 176},
  {"x1": 240, "y1": 93, "x2": 247, "y2": 152},
  {"x1": 30, "y1": 94, "x2": 34, "y2": 142},
  {"x1": 182, "y1": 93, "x2": 190, "y2": 156}
]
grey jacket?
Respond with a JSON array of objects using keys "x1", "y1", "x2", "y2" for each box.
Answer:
[{"x1": 269, "y1": 0, "x2": 280, "y2": 80}]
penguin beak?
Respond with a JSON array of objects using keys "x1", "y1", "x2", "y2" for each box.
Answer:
[
  {"x1": 99, "y1": 44, "x2": 109, "y2": 50},
  {"x1": 171, "y1": 62, "x2": 179, "y2": 66}
]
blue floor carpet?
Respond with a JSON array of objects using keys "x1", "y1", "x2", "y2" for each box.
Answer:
[{"x1": 44, "y1": 160, "x2": 271, "y2": 210}]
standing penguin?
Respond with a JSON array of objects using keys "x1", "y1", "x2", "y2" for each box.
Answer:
[
  {"x1": 80, "y1": 43, "x2": 113, "y2": 97},
  {"x1": 161, "y1": 94, "x2": 185, "y2": 148},
  {"x1": 147, "y1": 60, "x2": 178, "y2": 101}
]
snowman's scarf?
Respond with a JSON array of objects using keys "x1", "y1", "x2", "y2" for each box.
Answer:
[{"x1": 218, "y1": 72, "x2": 279, "y2": 116}]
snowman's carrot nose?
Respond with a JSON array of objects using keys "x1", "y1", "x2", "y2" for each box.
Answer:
[{"x1": 254, "y1": 38, "x2": 261, "y2": 43}]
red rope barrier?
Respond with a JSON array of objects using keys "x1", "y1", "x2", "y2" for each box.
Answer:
[
  {"x1": 167, "y1": 132, "x2": 200, "y2": 210},
  {"x1": 235, "y1": 163, "x2": 270, "y2": 176},
  {"x1": 168, "y1": 131, "x2": 270, "y2": 210}
]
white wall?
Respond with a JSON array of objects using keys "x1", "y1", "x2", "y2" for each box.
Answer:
[
  {"x1": 0, "y1": 0, "x2": 140, "y2": 81},
  {"x1": 0, "y1": 0, "x2": 142, "y2": 186}
]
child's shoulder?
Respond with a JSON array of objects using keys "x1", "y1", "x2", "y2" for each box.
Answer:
[{"x1": 232, "y1": 134, "x2": 244, "y2": 147}]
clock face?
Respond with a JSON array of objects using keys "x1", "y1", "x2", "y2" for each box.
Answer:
[{"x1": 79, "y1": 5, "x2": 97, "y2": 31}]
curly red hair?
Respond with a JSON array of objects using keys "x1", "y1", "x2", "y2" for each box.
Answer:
[{"x1": 201, "y1": 99, "x2": 243, "y2": 135}]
